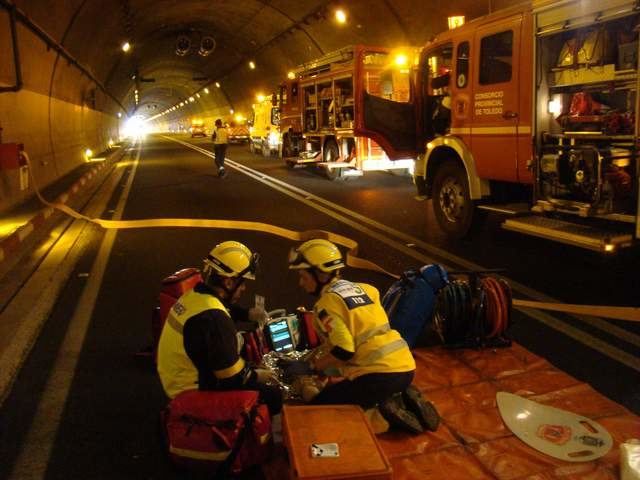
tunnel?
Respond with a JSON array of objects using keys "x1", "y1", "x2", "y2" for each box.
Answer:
[{"x1": 0, "y1": 0, "x2": 514, "y2": 214}]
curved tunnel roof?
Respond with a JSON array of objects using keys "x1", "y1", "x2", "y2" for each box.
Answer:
[{"x1": 10, "y1": 0, "x2": 515, "y2": 121}]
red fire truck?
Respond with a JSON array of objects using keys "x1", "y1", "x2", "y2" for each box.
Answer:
[
  {"x1": 278, "y1": 45, "x2": 414, "y2": 180},
  {"x1": 361, "y1": 0, "x2": 639, "y2": 252}
]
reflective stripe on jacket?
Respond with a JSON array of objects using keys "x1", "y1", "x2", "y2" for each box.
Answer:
[
  {"x1": 314, "y1": 279, "x2": 415, "y2": 380},
  {"x1": 157, "y1": 289, "x2": 244, "y2": 398}
]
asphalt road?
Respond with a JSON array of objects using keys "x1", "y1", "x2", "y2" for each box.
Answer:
[{"x1": 0, "y1": 134, "x2": 638, "y2": 479}]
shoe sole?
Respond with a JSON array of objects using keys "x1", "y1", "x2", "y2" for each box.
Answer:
[
  {"x1": 379, "y1": 395, "x2": 424, "y2": 434},
  {"x1": 404, "y1": 387, "x2": 440, "y2": 431}
]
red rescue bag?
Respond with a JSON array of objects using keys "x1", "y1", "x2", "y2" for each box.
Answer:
[
  {"x1": 161, "y1": 390, "x2": 272, "y2": 476},
  {"x1": 152, "y1": 268, "x2": 202, "y2": 359}
]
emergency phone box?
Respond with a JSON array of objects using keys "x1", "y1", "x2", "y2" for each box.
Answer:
[{"x1": 282, "y1": 405, "x2": 392, "y2": 480}]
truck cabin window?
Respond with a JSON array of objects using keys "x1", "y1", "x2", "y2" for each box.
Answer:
[
  {"x1": 362, "y1": 51, "x2": 411, "y2": 102},
  {"x1": 425, "y1": 44, "x2": 453, "y2": 95},
  {"x1": 479, "y1": 30, "x2": 513, "y2": 85}
]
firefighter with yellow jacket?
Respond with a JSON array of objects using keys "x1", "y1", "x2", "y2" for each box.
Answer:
[
  {"x1": 287, "y1": 239, "x2": 439, "y2": 433},
  {"x1": 157, "y1": 240, "x2": 282, "y2": 415}
]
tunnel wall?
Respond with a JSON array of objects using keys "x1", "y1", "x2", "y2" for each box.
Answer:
[{"x1": 0, "y1": 9, "x2": 119, "y2": 215}]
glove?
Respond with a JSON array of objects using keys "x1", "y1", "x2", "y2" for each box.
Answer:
[
  {"x1": 248, "y1": 307, "x2": 269, "y2": 328},
  {"x1": 255, "y1": 368, "x2": 275, "y2": 384}
]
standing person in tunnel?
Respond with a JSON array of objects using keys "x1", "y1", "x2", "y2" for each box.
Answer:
[
  {"x1": 157, "y1": 240, "x2": 282, "y2": 415},
  {"x1": 286, "y1": 239, "x2": 440, "y2": 433},
  {"x1": 212, "y1": 118, "x2": 229, "y2": 178}
]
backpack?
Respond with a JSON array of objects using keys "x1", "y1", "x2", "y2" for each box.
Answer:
[
  {"x1": 382, "y1": 264, "x2": 448, "y2": 348},
  {"x1": 151, "y1": 268, "x2": 203, "y2": 361},
  {"x1": 161, "y1": 390, "x2": 272, "y2": 477}
]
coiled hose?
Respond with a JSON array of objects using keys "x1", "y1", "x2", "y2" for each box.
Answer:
[{"x1": 434, "y1": 275, "x2": 512, "y2": 348}]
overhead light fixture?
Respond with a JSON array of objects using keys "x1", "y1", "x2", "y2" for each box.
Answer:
[
  {"x1": 287, "y1": 71, "x2": 296, "y2": 79},
  {"x1": 215, "y1": 82, "x2": 221, "y2": 88},
  {"x1": 176, "y1": 35, "x2": 191, "y2": 56},
  {"x1": 335, "y1": 9, "x2": 347, "y2": 24},
  {"x1": 447, "y1": 16, "x2": 465, "y2": 29},
  {"x1": 249, "y1": 61, "x2": 256, "y2": 70},
  {"x1": 204, "y1": 87, "x2": 210, "y2": 94},
  {"x1": 117, "y1": 112, "x2": 122, "y2": 118},
  {"x1": 196, "y1": 93, "x2": 200, "y2": 98},
  {"x1": 121, "y1": 41, "x2": 131, "y2": 52},
  {"x1": 229, "y1": 109, "x2": 234, "y2": 114},
  {"x1": 189, "y1": 96, "x2": 195, "y2": 102},
  {"x1": 199, "y1": 36, "x2": 216, "y2": 56},
  {"x1": 256, "y1": 93, "x2": 265, "y2": 102}
]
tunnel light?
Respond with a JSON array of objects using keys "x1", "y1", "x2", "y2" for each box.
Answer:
[
  {"x1": 108, "y1": 139, "x2": 115, "y2": 148},
  {"x1": 548, "y1": 96, "x2": 563, "y2": 116},
  {"x1": 204, "y1": 87, "x2": 210, "y2": 94},
  {"x1": 215, "y1": 82, "x2": 221, "y2": 88},
  {"x1": 256, "y1": 93, "x2": 265, "y2": 102},
  {"x1": 234, "y1": 114, "x2": 244, "y2": 123},
  {"x1": 447, "y1": 16, "x2": 465, "y2": 29},
  {"x1": 287, "y1": 71, "x2": 296, "y2": 79},
  {"x1": 117, "y1": 112, "x2": 122, "y2": 118},
  {"x1": 394, "y1": 53, "x2": 408, "y2": 67},
  {"x1": 196, "y1": 93, "x2": 200, "y2": 98},
  {"x1": 604, "y1": 243, "x2": 616, "y2": 253},
  {"x1": 335, "y1": 9, "x2": 347, "y2": 24},
  {"x1": 249, "y1": 61, "x2": 256, "y2": 70},
  {"x1": 121, "y1": 41, "x2": 131, "y2": 53},
  {"x1": 84, "y1": 148, "x2": 93, "y2": 160},
  {"x1": 230, "y1": 109, "x2": 234, "y2": 114},
  {"x1": 189, "y1": 96, "x2": 195, "y2": 102}
]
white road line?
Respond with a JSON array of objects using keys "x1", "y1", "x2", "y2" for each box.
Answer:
[
  {"x1": 169, "y1": 136, "x2": 640, "y2": 371},
  {"x1": 8, "y1": 145, "x2": 141, "y2": 480}
]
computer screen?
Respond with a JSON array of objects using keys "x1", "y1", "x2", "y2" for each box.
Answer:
[{"x1": 267, "y1": 319, "x2": 294, "y2": 353}]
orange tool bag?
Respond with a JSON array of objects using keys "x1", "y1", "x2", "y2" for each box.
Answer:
[
  {"x1": 283, "y1": 405, "x2": 392, "y2": 479},
  {"x1": 161, "y1": 390, "x2": 272, "y2": 477}
]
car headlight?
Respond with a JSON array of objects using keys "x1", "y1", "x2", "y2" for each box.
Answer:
[{"x1": 268, "y1": 131, "x2": 279, "y2": 147}]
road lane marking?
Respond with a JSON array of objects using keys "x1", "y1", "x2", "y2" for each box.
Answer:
[
  {"x1": 168, "y1": 136, "x2": 640, "y2": 372},
  {"x1": 8, "y1": 146, "x2": 141, "y2": 479}
]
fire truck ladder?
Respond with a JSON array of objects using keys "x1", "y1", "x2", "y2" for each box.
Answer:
[{"x1": 292, "y1": 46, "x2": 355, "y2": 78}]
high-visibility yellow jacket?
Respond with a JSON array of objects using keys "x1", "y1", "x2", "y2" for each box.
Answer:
[
  {"x1": 157, "y1": 289, "x2": 245, "y2": 398},
  {"x1": 313, "y1": 278, "x2": 415, "y2": 380}
]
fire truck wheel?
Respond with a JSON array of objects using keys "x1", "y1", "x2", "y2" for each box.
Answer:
[
  {"x1": 323, "y1": 140, "x2": 342, "y2": 180},
  {"x1": 432, "y1": 162, "x2": 476, "y2": 238}
]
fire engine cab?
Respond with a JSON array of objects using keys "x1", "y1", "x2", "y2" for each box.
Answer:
[
  {"x1": 362, "y1": 0, "x2": 639, "y2": 252},
  {"x1": 279, "y1": 45, "x2": 414, "y2": 180}
]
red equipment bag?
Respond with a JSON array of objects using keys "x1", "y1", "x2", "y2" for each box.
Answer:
[
  {"x1": 296, "y1": 308, "x2": 320, "y2": 350},
  {"x1": 152, "y1": 268, "x2": 203, "y2": 356},
  {"x1": 162, "y1": 390, "x2": 272, "y2": 476}
]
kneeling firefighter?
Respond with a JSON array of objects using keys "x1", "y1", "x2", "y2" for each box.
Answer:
[
  {"x1": 287, "y1": 239, "x2": 439, "y2": 433},
  {"x1": 157, "y1": 240, "x2": 282, "y2": 415}
]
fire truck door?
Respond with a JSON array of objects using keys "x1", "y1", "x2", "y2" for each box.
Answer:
[
  {"x1": 471, "y1": 15, "x2": 522, "y2": 182},
  {"x1": 360, "y1": 92, "x2": 417, "y2": 160}
]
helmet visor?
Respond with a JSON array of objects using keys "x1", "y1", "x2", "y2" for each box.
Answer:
[{"x1": 237, "y1": 252, "x2": 259, "y2": 280}]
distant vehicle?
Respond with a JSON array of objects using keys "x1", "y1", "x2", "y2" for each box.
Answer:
[
  {"x1": 278, "y1": 45, "x2": 414, "y2": 180},
  {"x1": 227, "y1": 121, "x2": 250, "y2": 144},
  {"x1": 190, "y1": 123, "x2": 207, "y2": 137},
  {"x1": 249, "y1": 97, "x2": 281, "y2": 157}
]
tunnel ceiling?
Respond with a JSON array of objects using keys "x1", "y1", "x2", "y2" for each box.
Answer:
[{"x1": 12, "y1": 0, "x2": 517, "y2": 120}]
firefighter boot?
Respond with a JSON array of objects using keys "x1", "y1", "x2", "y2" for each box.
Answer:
[
  {"x1": 403, "y1": 385, "x2": 440, "y2": 432},
  {"x1": 379, "y1": 392, "x2": 423, "y2": 434}
]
